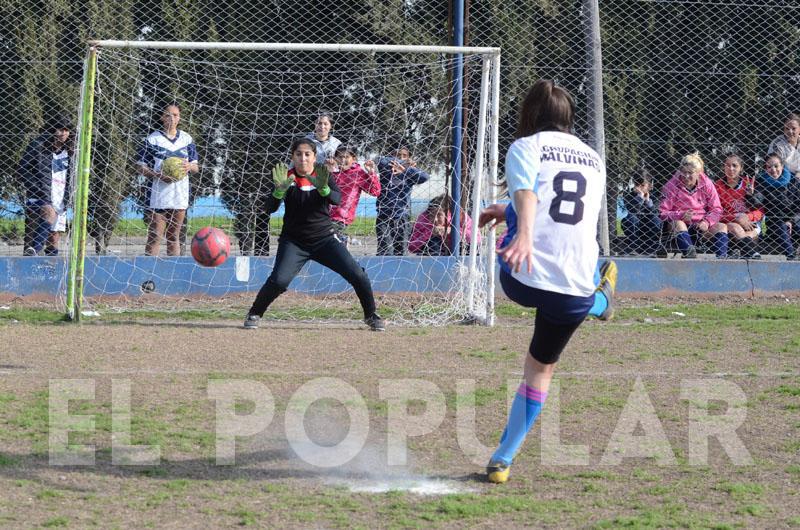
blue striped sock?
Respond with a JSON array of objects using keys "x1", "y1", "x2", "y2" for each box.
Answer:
[{"x1": 490, "y1": 383, "x2": 547, "y2": 466}]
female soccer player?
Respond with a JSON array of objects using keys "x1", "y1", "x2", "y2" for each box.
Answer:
[
  {"x1": 478, "y1": 79, "x2": 617, "y2": 484},
  {"x1": 136, "y1": 103, "x2": 199, "y2": 256},
  {"x1": 243, "y1": 138, "x2": 384, "y2": 331}
]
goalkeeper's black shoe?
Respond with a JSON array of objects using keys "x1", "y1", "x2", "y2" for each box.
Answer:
[
  {"x1": 243, "y1": 314, "x2": 260, "y2": 330},
  {"x1": 365, "y1": 314, "x2": 386, "y2": 332}
]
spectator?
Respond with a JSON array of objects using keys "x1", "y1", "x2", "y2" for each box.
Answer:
[
  {"x1": 659, "y1": 152, "x2": 728, "y2": 259},
  {"x1": 328, "y1": 144, "x2": 381, "y2": 246},
  {"x1": 242, "y1": 138, "x2": 384, "y2": 331},
  {"x1": 768, "y1": 113, "x2": 800, "y2": 179},
  {"x1": 757, "y1": 153, "x2": 798, "y2": 260},
  {"x1": 714, "y1": 154, "x2": 764, "y2": 259},
  {"x1": 18, "y1": 114, "x2": 74, "y2": 256},
  {"x1": 375, "y1": 145, "x2": 430, "y2": 255},
  {"x1": 619, "y1": 169, "x2": 662, "y2": 255},
  {"x1": 305, "y1": 112, "x2": 341, "y2": 165},
  {"x1": 408, "y1": 194, "x2": 478, "y2": 255},
  {"x1": 136, "y1": 103, "x2": 199, "y2": 256}
]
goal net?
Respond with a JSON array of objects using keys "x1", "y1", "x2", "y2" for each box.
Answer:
[{"x1": 67, "y1": 42, "x2": 500, "y2": 326}]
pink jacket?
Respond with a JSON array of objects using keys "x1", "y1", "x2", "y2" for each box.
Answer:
[
  {"x1": 329, "y1": 163, "x2": 381, "y2": 225},
  {"x1": 659, "y1": 171, "x2": 723, "y2": 226},
  {"x1": 408, "y1": 209, "x2": 479, "y2": 254}
]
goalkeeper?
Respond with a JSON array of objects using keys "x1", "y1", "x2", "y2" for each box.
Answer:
[{"x1": 243, "y1": 138, "x2": 385, "y2": 331}]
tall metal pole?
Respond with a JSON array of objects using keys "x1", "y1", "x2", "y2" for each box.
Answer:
[
  {"x1": 450, "y1": 0, "x2": 465, "y2": 256},
  {"x1": 585, "y1": 0, "x2": 609, "y2": 256}
]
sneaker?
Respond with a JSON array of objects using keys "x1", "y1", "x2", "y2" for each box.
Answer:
[
  {"x1": 486, "y1": 460, "x2": 511, "y2": 484},
  {"x1": 747, "y1": 252, "x2": 761, "y2": 260},
  {"x1": 682, "y1": 246, "x2": 697, "y2": 259},
  {"x1": 23, "y1": 247, "x2": 37, "y2": 257},
  {"x1": 596, "y1": 260, "x2": 617, "y2": 321},
  {"x1": 364, "y1": 314, "x2": 386, "y2": 332},
  {"x1": 243, "y1": 314, "x2": 260, "y2": 329}
]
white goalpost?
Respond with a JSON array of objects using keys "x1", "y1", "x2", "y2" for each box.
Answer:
[{"x1": 67, "y1": 41, "x2": 501, "y2": 326}]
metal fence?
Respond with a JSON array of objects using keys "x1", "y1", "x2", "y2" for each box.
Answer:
[{"x1": 1, "y1": 0, "x2": 799, "y2": 260}]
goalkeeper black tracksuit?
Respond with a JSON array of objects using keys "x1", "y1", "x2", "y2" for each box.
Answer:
[{"x1": 247, "y1": 168, "x2": 378, "y2": 318}]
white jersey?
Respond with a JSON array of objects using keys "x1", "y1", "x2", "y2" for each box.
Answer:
[
  {"x1": 305, "y1": 133, "x2": 341, "y2": 165},
  {"x1": 51, "y1": 149, "x2": 69, "y2": 232},
  {"x1": 503, "y1": 131, "x2": 606, "y2": 297},
  {"x1": 138, "y1": 130, "x2": 198, "y2": 210}
]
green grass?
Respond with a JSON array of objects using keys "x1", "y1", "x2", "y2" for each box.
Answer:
[
  {"x1": 112, "y1": 216, "x2": 377, "y2": 238},
  {"x1": 380, "y1": 492, "x2": 578, "y2": 525},
  {"x1": 0, "y1": 308, "x2": 67, "y2": 324},
  {"x1": 41, "y1": 517, "x2": 69, "y2": 528},
  {"x1": 714, "y1": 481, "x2": 764, "y2": 499}
]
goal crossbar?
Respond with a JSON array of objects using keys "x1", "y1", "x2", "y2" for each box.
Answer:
[{"x1": 87, "y1": 40, "x2": 500, "y2": 56}]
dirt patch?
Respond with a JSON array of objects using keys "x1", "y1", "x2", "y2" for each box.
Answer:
[{"x1": 0, "y1": 306, "x2": 798, "y2": 528}]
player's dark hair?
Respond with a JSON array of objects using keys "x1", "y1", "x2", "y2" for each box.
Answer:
[
  {"x1": 335, "y1": 144, "x2": 357, "y2": 157},
  {"x1": 291, "y1": 137, "x2": 317, "y2": 155},
  {"x1": 784, "y1": 113, "x2": 800, "y2": 126},
  {"x1": 515, "y1": 79, "x2": 575, "y2": 138},
  {"x1": 425, "y1": 193, "x2": 452, "y2": 215},
  {"x1": 316, "y1": 112, "x2": 334, "y2": 126},
  {"x1": 632, "y1": 168, "x2": 652, "y2": 187},
  {"x1": 724, "y1": 153, "x2": 743, "y2": 166},
  {"x1": 165, "y1": 102, "x2": 182, "y2": 113},
  {"x1": 765, "y1": 152, "x2": 783, "y2": 165},
  {"x1": 47, "y1": 113, "x2": 72, "y2": 132}
]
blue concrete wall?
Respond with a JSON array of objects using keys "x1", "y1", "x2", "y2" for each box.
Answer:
[{"x1": 1, "y1": 256, "x2": 798, "y2": 297}]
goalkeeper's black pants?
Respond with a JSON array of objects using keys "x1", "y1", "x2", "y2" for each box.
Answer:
[{"x1": 248, "y1": 235, "x2": 377, "y2": 318}]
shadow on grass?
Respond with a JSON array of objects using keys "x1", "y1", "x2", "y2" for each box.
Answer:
[{"x1": 0, "y1": 448, "x2": 485, "y2": 488}]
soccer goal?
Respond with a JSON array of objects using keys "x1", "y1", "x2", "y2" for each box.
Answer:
[{"x1": 66, "y1": 41, "x2": 500, "y2": 326}]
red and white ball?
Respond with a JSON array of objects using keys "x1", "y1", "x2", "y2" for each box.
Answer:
[{"x1": 191, "y1": 227, "x2": 230, "y2": 267}]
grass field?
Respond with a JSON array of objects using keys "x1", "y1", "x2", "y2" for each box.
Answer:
[
  {"x1": 0, "y1": 216, "x2": 380, "y2": 243},
  {"x1": 0, "y1": 298, "x2": 798, "y2": 528}
]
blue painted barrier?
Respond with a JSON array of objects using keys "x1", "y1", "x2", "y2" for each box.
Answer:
[{"x1": 1, "y1": 256, "x2": 799, "y2": 298}]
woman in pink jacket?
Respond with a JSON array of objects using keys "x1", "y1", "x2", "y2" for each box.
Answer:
[
  {"x1": 328, "y1": 144, "x2": 381, "y2": 246},
  {"x1": 408, "y1": 194, "x2": 478, "y2": 255},
  {"x1": 659, "y1": 152, "x2": 728, "y2": 259}
]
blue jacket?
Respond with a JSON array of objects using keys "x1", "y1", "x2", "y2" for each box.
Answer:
[{"x1": 376, "y1": 157, "x2": 430, "y2": 219}]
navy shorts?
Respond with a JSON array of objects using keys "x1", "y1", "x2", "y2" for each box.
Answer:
[
  {"x1": 500, "y1": 270, "x2": 594, "y2": 364},
  {"x1": 499, "y1": 270, "x2": 594, "y2": 324}
]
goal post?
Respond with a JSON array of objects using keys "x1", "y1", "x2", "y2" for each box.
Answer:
[
  {"x1": 66, "y1": 41, "x2": 501, "y2": 326},
  {"x1": 66, "y1": 46, "x2": 98, "y2": 322}
]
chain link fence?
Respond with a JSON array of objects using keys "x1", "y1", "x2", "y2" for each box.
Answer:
[{"x1": 1, "y1": 0, "x2": 799, "y2": 260}]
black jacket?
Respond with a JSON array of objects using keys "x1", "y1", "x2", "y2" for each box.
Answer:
[
  {"x1": 757, "y1": 173, "x2": 800, "y2": 223},
  {"x1": 17, "y1": 133, "x2": 71, "y2": 203}
]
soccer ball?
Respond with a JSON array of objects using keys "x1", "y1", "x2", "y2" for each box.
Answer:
[
  {"x1": 160, "y1": 157, "x2": 188, "y2": 182},
  {"x1": 191, "y1": 227, "x2": 230, "y2": 267}
]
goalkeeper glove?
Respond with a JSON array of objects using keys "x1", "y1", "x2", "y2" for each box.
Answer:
[
  {"x1": 272, "y1": 163, "x2": 292, "y2": 199},
  {"x1": 312, "y1": 164, "x2": 331, "y2": 197}
]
